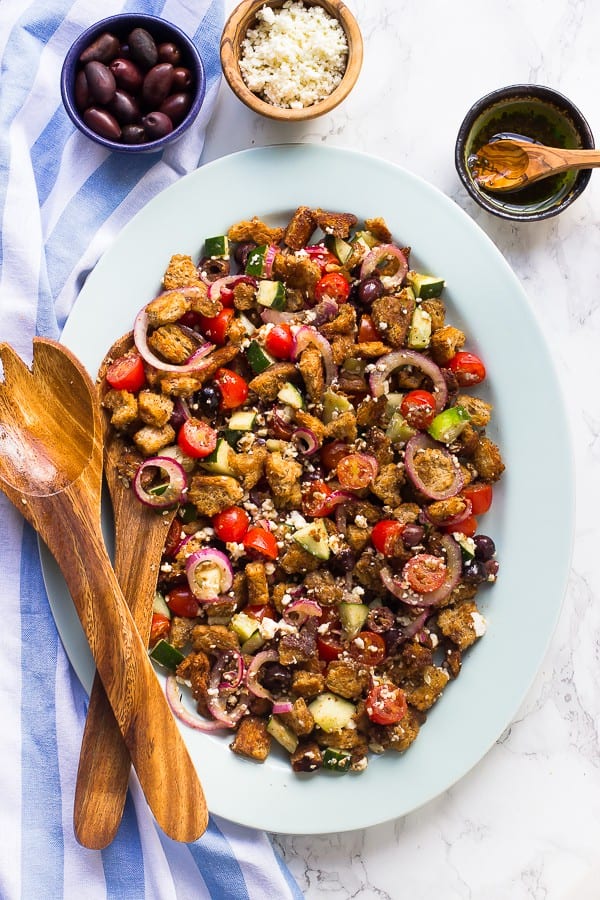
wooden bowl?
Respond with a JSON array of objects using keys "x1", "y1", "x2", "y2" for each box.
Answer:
[{"x1": 220, "y1": 0, "x2": 363, "y2": 121}]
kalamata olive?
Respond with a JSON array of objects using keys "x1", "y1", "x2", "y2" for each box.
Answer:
[
  {"x1": 358, "y1": 275, "x2": 384, "y2": 305},
  {"x1": 198, "y1": 257, "x2": 230, "y2": 280},
  {"x1": 141, "y1": 111, "x2": 173, "y2": 139},
  {"x1": 402, "y1": 523, "x2": 425, "y2": 547},
  {"x1": 233, "y1": 241, "x2": 256, "y2": 268},
  {"x1": 384, "y1": 627, "x2": 403, "y2": 655},
  {"x1": 74, "y1": 70, "x2": 91, "y2": 111},
  {"x1": 109, "y1": 58, "x2": 144, "y2": 94},
  {"x1": 107, "y1": 90, "x2": 141, "y2": 125},
  {"x1": 473, "y1": 534, "x2": 495, "y2": 562},
  {"x1": 84, "y1": 60, "x2": 116, "y2": 105},
  {"x1": 159, "y1": 91, "x2": 192, "y2": 125},
  {"x1": 128, "y1": 27, "x2": 158, "y2": 70},
  {"x1": 367, "y1": 606, "x2": 395, "y2": 633},
  {"x1": 79, "y1": 32, "x2": 120, "y2": 64},
  {"x1": 83, "y1": 107, "x2": 121, "y2": 141},
  {"x1": 157, "y1": 41, "x2": 181, "y2": 65},
  {"x1": 485, "y1": 559, "x2": 499, "y2": 578},
  {"x1": 462, "y1": 558, "x2": 487, "y2": 585},
  {"x1": 121, "y1": 124, "x2": 146, "y2": 144},
  {"x1": 260, "y1": 662, "x2": 292, "y2": 693},
  {"x1": 142, "y1": 63, "x2": 175, "y2": 107},
  {"x1": 172, "y1": 66, "x2": 193, "y2": 90},
  {"x1": 330, "y1": 548, "x2": 355, "y2": 574},
  {"x1": 196, "y1": 385, "x2": 221, "y2": 415}
]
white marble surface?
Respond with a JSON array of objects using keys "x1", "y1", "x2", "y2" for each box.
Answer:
[{"x1": 203, "y1": 1, "x2": 600, "y2": 897}]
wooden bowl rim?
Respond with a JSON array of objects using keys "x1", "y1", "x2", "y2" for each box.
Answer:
[{"x1": 220, "y1": 0, "x2": 363, "y2": 121}]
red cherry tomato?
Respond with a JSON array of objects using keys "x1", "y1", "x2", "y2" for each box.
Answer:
[
  {"x1": 320, "y1": 440, "x2": 352, "y2": 471},
  {"x1": 336, "y1": 453, "x2": 378, "y2": 490},
  {"x1": 163, "y1": 519, "x2": 184, "y2": 558},
  {"x1": 149, "y1": 612, "x2": 170, "y2": 647},
  {"x1": 314, "y1": 272, "x2": 350, "y2": 304},
  {"x1": 358, "y1": 314, "x2": 379, "y2": 343},
  {"x1": 317, "y1": 634, "x2": 344, "y2": 662},
  {"x1": 304, "y1": 244, "x2": 339, "y2": 273},
  {"x1": 177, "y1": 417, "x2": 218, "y2": 458},
  {"x1": 349, "y1": 631, "x2": 387, "y2": 666},
  {"x1": 199, "y1": 308, "x2": 235, "y2": 345},
  {"x1": 166, "y1": 586, "x2": 200, "y2": 618},
  {"x1": 400, "y1": 390, "x2": 437, "y2": 429},
  {"x1": 403, "y1": 553, "x2": 447, "y2": 593},
  {"x1": 264, "y1": 323, "x2": 294, "y2": 359},
  {"x1": 243, "y1": 526, "x2": 279, "y2": 559},
  {"x1": 245, "y1": 603, "x2": 277, "y2": 621},
  {"x1": 301, "y1": 480, "x2": 336, "y2": 517},
  {"x1": 461, "y1": 482, "x2": 493, "y2": 515},
  {"x1": 366, "y1": 682, "x2": 408, "y2": 725},
  {"x1": 448, "y1": 351, "x2": 486, "y2": 386},
  {"x1": 213, "y1": 368, "x2": 249, "y2": 410},
  {"x1": 442, "y1": 514, "x2": 478, "y2": 538},
  {"x1": 371, "y1": 519, "x2": 405, "y2": 556},
  {"x1": 213, "y1": 506, "x2": 250, "y2": 542},
  {"x1": 105, "y1": 353, "x2": 146, "y2": 392}
]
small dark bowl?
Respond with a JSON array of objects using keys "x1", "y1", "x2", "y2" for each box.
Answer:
[
  {"x1": 61, "y1": 14, "x2": 206, "y2": 153},
  {"x1": 455, "y1": 84, "x2": 594, "y2": 222}
]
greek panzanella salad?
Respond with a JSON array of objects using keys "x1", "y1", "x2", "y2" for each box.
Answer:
[{"x1": 101, "y1": 206, "x2": 504, "y2": 775}]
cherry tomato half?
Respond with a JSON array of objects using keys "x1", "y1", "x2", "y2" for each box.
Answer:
[
  {"x1": 105, "y1": 353, "x2": 146, "y2": 392},
  {"x1": 349, "y1": 631, "x2": 387, "y2": 666},
  {"x1": 461, "y1": 482, "x2": 493, "y2": 515},
  {"x1": 366, "y1": 682, "x2": 408, "y2": 725},
  {"x1": 177, "y1": 417, "x2": 218, "y2": 458},
  {"x1": 199, "y1": 308, "x2": 235, "y2": 345},
  {"x1": 442, "y1": 514, "x2": 478, "y2": 538},
  {"x1": 264, "y1": 323, "x2": 294, "y2": 359},
  {"x1": 371, "y1": 519, "x2": 405, "y2": 556},
  {"x1": 403, "y1": 553, "x2": 447, "y2": 593},
  {"x1": 314, "y1": 272, "x2": 350, "y2": 304},
  {"x1": 163, "y1": 519, "x2": 184, "y2": 558},
  {"x1": 301, "y1": 480, "x2": 337, "y2": 517},
  {"x1": 166, "y1": 586, "x2": 200, "y2": 618},
  {"x1": 149, "y1": 612, "x2": 170, "y2": 647},
  {"x1": 358, "y1": 314, "x2": 379, "y2": 343},
  {"x1": 214, "y1": 368, "x2": 249, "y2": 410},
  {"x1": 212, "y1": 505, "x2": 250, "y2": 543},
  {"x1": 243, "y1": 526, "x2": 279, "y2": 559},
  {"x1": 400, "y1": 390, "x2": 437, "y2": 429},
  {"x1": 320, "y1": 440, "x2": 352, "y2": 471},
  {"x1": 336, "y1": 453, "x2": 378, "y2": 490},
  {"x1": 448, "y1": 351, "x2": 486, "y2": 386},
  {"x1": 317, "y1": 634, "x2": 344, "y2": 662},
  {"x1": 245, "y1": 603, "x2": 277, "y2": 622}
]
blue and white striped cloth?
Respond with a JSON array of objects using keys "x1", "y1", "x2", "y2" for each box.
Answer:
[{"x1": 0, "y1": 2, "x2": 302, "y2": 897}]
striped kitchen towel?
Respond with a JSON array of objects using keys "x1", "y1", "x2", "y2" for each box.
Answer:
[{"x1": 0, "y1": 1, "x2": 302, "y2": 898}]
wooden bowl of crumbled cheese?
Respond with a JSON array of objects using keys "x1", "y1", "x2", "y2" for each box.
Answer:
[{"x1": 220, "y1": 0, "x2": 363, "y2": 120}]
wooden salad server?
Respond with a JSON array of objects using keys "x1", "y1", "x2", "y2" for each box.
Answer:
[
  {"x1": 0, "y1": 339, "x2": 207, "y2": 847},
  {"x1": 469, "y1": 138, "x2": 600, "y2": 192},
  {"x1": 74, "y1": 333, "x2": 179, "y2": 849}
]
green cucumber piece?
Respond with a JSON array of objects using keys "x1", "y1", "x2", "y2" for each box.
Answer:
[
  {"x1": 293, "y1": 519, "x2": 330, "y2": 560},
  {"x1": 152, "y1": 591, "x2": 171, "y2": 619},
  {"x1": 241, "y1": 631, "x2": 266, "y2": 654},
  {"x1": 308, "y1": 692, "x2": 356, "y2": 732},
  {"x1": 338, "y1": 602, "x2": 369, "y2": 639},
  {"x1": 238, "y1": 313, "x2": 256, "y2": 336},
  {"x1": 322, "y1": 388, "x2": 353, "y2": 424},
  {"x1": 325, "y1": 234, "x2": 353, "y2": 264},
  {"x1": 428, "y1": 405, "x2": 470, "y2": 443},
  {"x1": 406, "y1": 271, "x2": 445, "y2": 299},
  {"x1": 383, "y1": 392, "x2": 404, "y2": 421},
  {"x1": 204, "y1": 235, "x2": 229, "y2": 259},
  {"x1": 407, "y1": 307, "x2": 432, "y2": 350},
  {"x1": 231, "y1": 611, "x2": 261, "y2": 643},
  {"x1": 228, "y1": 410, "x2": 256, "y2": 431},
  {"x1": 456, "y1": 533, "x2": 476, "y2": 558},
  {"x1": 342, "y1": 357, "x2": 366, "y2": 375},
  {"x1": 149, "y1": 640, "x2": 185, "y2": 671},
  {"x1": 277, "y1": 382, "x2": 304, "y2": 410},
  {"x1": 247, "y1": 340, "x2": 276, "y2": 374},
  {"x1": 322, "y1": 747, "x2": 352, "y2": 773},
  {"x1": 199, "y1": 438, "x2": 235, "y2": 475},
  {"x1": 245, "y1": 244, "x2": 269, "y2": 276},
  {"x1": 386, "y1": 410, "x2": 416, "y2": 444},
  {"x1": 256, "y1": 280, "x2": 286, "y2": 310},
  {"x1": 267, "y1": 716, "x2": 299, "y2": 754}
]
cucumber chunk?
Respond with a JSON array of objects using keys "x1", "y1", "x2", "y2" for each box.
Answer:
[
  {"x1": 228, "y1": 410, "x2": 257, "y2": 431},
  {"x1": 231, "y1": 611, "x2": 261, "y2": 643},
  {"x1": 406, "y1": 270, "x2": 445, "y2": 299},
  {"x1": 308, "y1": 692, "x2": 356, "y2": 732},
  {"x1": 338, "y1": 602, "x2": 369, "y2": 639},
  {"x1": 325, "y1": 234, "x2": 353, "y2": 264},
  {"x1": 322, "y1": 388, "x2": 353, "y2": 424},
  {"x1": 256, "y1": 280, "x2": 286, "y2": 310},
  {"x1": 152, "y1": 590, "x2": 171, "y2": 620},
  {"x1": 199, "y1": 438, "x2": 235, "y2": 475},
  {"x1": 293, "y1": 519, "x2": 330, "y2": 560},
  {"x1": 277, "y1": 382, "x2": 304, "y2": 409},
  {"x1": 428, "y1": 406, "x2": 470, "y2": 443},
  {"x1": 204, "y1": 235, "x2": 229, "y2": 259},
  {"x1": 322, "y1": 747, "x2": 352, "y2": 773},
  {"x1": 267, "y1": 716, "x2": 299, "y2": 754},
  {"x1": 407, "y1": 307, "x2": 432, "y2": 350},
  {"x1": 149, "y1": 640, "x2": 185, "y2": 671},
  {"x1": 247, "y1": 340, "x2": 276, "y2": 374}
]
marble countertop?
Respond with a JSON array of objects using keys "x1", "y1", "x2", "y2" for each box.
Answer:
[{"x1": 203, "y1": 1, "x2": 600, "y2": 897}]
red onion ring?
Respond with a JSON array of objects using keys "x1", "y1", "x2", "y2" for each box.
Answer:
[
  {"x1": 207, "y1": 652, "x2": 249, "y2": 726},
  {"x1": 133, "y1": 307, "x2": 215, "y2": 373},
  {"x1": 369, "y1": 349, "x2": 448, "y2": 409},
  {"x1": 360, "y1": 244, "x2": 408, "y2": 287},
  {"x1": 283, "y1": 598, "x2": 322, "y2": 626},
  {"x1": 292, "y1": 325, "x2": 336, "y2": 385},
  {"x1": 208, "y1": 275, "x2": 257, "y2": 302},
  {"x1": 185, "y1": 548, "x2": 234, "y2": 601},
  {"x1": 245, "y1": 649, "x2": 279, "y2": 700},
  {"x1": 404, "y1": 433, "x2": 464, "y2": 500},
  {"x1": 132, "y1": 456, "x2": 187, "y2": 509},
  {"x1": 292, "y1": 426, "x2": 320, "y2": 456},
  {"x1": 217, "y1": 649, "x2": 245, "y2": 691},
  {"x1": 264, "y1": 244, "x2": 278, "y2": 276},
  {"x1": 166, "y1": 675, "x2": 230, "y2": 732},
  {"x1": 272, "y1": 700, "x2": 294, "y2": 715},
  {"x1": 260, "y1": 298, "x2": 339, "y2": 327}
]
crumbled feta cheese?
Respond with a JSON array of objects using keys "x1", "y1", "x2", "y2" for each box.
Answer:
[
  {"x1": 239, "y1": 0, "x2": 348, "y2": 109},
  {"x1": 354, "y1": 514, "x2": 367, "y2": 528},
  {"x1": 471, "y1": 611, "x2": 487, "y2": 637}
]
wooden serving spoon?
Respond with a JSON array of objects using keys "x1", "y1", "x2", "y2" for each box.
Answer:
[
  {"x1": 468, "y1": 138, "x2": 600, "y2": 192},
  {"x1": 73, "y1": 333, "x2": 179, "y2": 850},
  {"x1": 0, "y1": 339, "x2": 207, "y2": 847}
]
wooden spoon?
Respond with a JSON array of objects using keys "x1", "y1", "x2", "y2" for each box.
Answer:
[
  {"x1": 73, "y1": 333, "x2": 179, "y2": 849},
  {"x1": 0, "y1": 339, "x2": 208, "y2": 846},
  {"x1": 468, "y1": 138, "x2": 600, "y2": 192}
]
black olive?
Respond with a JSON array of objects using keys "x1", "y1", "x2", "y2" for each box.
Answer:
[{"x1": 196, "y1": 384, "x2": 221, "y2": 415}]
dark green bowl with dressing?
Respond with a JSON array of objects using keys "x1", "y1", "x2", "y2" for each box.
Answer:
[{"x1": 455, "y1": 84, "x2": 594, "y2": 222}]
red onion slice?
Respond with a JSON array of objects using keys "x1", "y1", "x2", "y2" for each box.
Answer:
[
  {"x1": 360, "y1": 244, "x2": 408, "y2": 287},
  {"x1": 186, "y1": 548, "x2": 234, "y2": 601},
  {"x1": 272, "y1": 700, "x2": 294, "y2": 715},
  {"x1": 207, "y1": 652, "x2": 249, "y2": 726},
  {"x1": 132, "y1": 456, "x2": 187, "y2": 509},
  {"x1": 381, "y1": 535, "x2": 462, "y2": 607},
  {"x1": 218, "y1": 650, "x2": 246, "y2": 691},
  {"x1": 292, "y1": 325, "x2": 336, "y2": 385},
  {"x1": 404, "y1": 433, "x2": 464, "y2": 500},
  {"x1": 133, "y1": 307, "x2": 215, "y2": 373},
  {"x1": 245, "y1": 649, "x2": 279, "y2": 700},
  {"x1": 166, "y1": 675, "x2": 230, "y2": 732},
  {"x1": 264, "y1": 244, "x2": 278, "y2": 276},
  {"x1": 369, "y1": 349, "x2": 447, "y2": 410},
  {"x1": 283, "y1": 598, "x2": 322, "y2": 626},
  {"x1": 208, "y1": 275, "x2": 257, "y2": 302},
  {"x1": 260, "y1": 298, "x2": 339, "y2": 327},
  {"x1": 292, "y1": 426, "x2": 320, "y2": 456}
]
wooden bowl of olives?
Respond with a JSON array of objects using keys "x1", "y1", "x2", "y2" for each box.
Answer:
[{"x1": 61, "y1": 14, "x2": 206, "y2": 152}]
